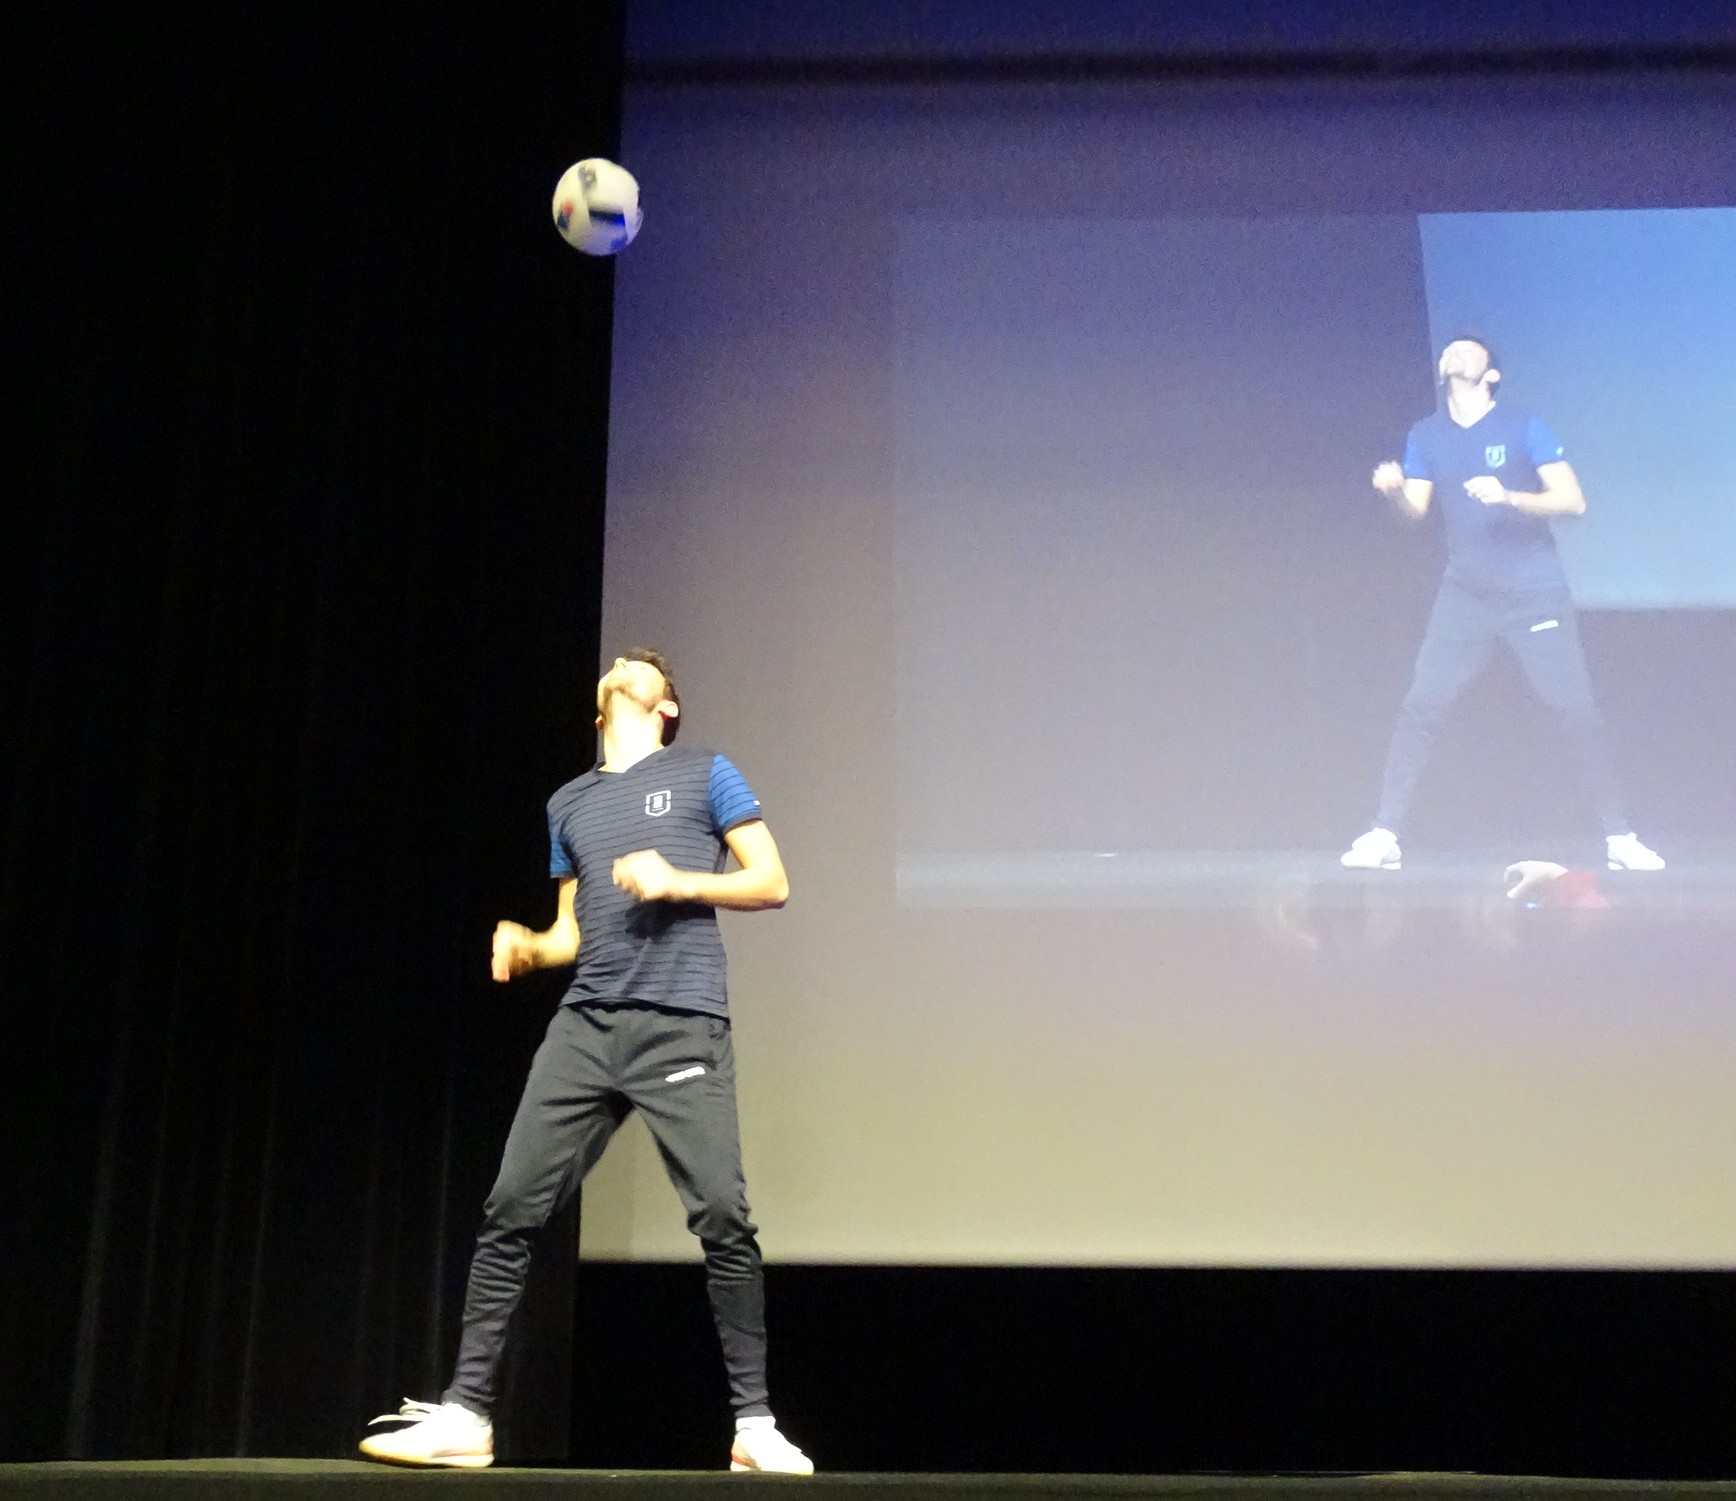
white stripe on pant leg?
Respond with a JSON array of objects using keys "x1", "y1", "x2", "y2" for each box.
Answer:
[
  {"x1": 665, "y1": 1065, "x2": 706, "y2": 1082},
  {"x1": 1530, "y1": 619, "x2": 1559, "y2": 632}
]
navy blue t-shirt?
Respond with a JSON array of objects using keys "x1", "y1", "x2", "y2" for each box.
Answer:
[
  {"x1": 1402, "y1": 403, "x2": 1570, "y2": 593},
  {"x1": 545, "y1": 745, "x2": 764, "y2": 1018}
]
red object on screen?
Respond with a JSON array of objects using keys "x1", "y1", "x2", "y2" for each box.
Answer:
[{"x1": 1541, "y1": 869, "x2": 1610, "y2": 909}]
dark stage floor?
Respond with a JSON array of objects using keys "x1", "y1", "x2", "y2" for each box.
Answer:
[{"x1": 7, "y1": 1465, "x2": 1736, "y2": 1500}]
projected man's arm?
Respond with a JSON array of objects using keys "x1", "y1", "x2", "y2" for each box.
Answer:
[
  {"x1": 490, "y1": 876, "x2": 580, "y2": 982},
  {"x1": 612, "y1": 819, "x2": 790, "y2": 911},
  {"x1": 1466, "y1": 460, "x2": 1586, "y2": 518},
  {"x1": 1373, "y1": 461, "x2": 1432, "y2": 520}
]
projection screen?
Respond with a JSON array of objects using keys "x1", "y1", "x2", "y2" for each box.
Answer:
[{"x1": 581, "y1": 71, "x2": 1736, "y2": 1266}]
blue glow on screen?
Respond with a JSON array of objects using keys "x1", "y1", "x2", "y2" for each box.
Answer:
[{"x1": 1419, "y1": 208, "x2": 1736, "y2": 610}]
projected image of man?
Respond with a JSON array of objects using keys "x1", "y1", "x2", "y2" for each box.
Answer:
[
  {"x1": 359, "y1": 651, "x2": 813, "y2": 1474},
  {"x1": 1341, "y1": 338, "x2": 1665, "y2": 873}
]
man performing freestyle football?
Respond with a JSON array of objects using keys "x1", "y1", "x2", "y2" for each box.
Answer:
[
  {"x1": 1341, "y1": 337, "x2": 1664, "y2": 873},
  {"x1": 360, "y1": 650, "x2": 813, "y2": 1473}
]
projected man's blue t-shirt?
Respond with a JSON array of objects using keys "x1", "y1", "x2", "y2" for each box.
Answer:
[{"x1": 1403, "y1": 404, "x2": 1569, "y2": 593}]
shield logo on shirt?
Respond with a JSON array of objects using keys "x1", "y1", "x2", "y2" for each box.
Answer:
[
  {"x1": 1484, "y1": 444, "x2": 1506, "y2": 468},
  {"x1": 646, "y1": 790, "x2": 671, "y2": 817}
]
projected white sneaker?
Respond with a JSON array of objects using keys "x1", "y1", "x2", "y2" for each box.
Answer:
[
  {"x1": 1340, "y1": 827, "x2": 1402, "y2": 870},
  {"x1": 1606, "y1": 833, "x2": 1666, "y2": 871}
]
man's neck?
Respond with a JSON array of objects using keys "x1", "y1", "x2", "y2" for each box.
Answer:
[
  {"x1": 1446, "y1": 381, "x2": 1496, "y2": 427},
  {"x1": 600, "y1": 713, "x2": 666, "y2": 774}
]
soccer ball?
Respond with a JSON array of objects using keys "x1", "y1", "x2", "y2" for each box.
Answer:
[{"x1": 551, "y1": 159, "x2": 642, "y2": 256}]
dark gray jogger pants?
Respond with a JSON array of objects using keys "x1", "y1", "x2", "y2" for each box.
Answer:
[
  {"x1": 443, "y1": 1002, "x2": 770, "y2": 1419},
  {"x1": 1375, "y1": 578, "x2": 1629, "y2": 839}
]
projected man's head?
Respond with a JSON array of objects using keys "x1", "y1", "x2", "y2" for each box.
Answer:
[
  {"x1": 1437, "y1": 336, "x2": 1502, "y2": 395},
  {"x1": 596, "y1": 648, "x2": 681, "y2": 745}
]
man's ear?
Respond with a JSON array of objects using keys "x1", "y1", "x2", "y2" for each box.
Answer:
[{"x1": 660, "y1": 700, "x2": 680, "y2": 726}]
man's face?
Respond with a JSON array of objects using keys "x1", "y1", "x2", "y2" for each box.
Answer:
[
  {"x1": 1438, "y1": 339, "x2": 1497, "y2": 387},
  {"x1": 596, "y1": 656, "x2": 674, "y2": 724}
]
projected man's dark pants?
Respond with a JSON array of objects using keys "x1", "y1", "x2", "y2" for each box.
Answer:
[
  {"x1": 1375, "y1": 578, "x2": 1629, "y2": 838},
  {"x1": 443, "y1": 1002, "x2": 770, "y2": 1420}
]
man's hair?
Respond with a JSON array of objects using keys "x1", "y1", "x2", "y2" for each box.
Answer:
[
  {"x1": 623, "y1": 646, "x2": 680, "y2": 744},
  {"x1": 1439, "y1": 334, "x2": 1502, "y2": 385}
]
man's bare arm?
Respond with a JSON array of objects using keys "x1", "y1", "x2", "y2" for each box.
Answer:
[
  {"x1": 611, "y1": 818, "x2": 790, "y2": 910},
  {"x1": 1374, "y1": 461, "x2": 1432, "y2": 520},
  {"x1": 491, "y1": 877, "x2": 580, "y2": 982},
  {"x1": 1466, "y1": 459, "x2": 1586, "y2": 518}
]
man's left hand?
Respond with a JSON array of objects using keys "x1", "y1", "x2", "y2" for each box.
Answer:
[
  {"x1": 1465, "y1": 476, "x2": 1509, "y2": 507},
  {"x1": 612, "y1": 849, "x2": 689, "y2": 901}
]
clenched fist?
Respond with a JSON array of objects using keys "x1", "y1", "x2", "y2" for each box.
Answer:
[
  {"x1": 612, "y1": 849, "x2": 689, "y2": 902},
  {"x1": 491, "y1": 921, "x2": 537, "y2": 982}
]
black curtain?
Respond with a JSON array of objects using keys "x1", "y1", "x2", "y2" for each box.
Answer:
[{"x1": 5, "y1": 4, "x2": 623, "y2": 1460}]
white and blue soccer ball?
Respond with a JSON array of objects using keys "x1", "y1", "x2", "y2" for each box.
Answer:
[{"x1": 551, "y1": 158, "x2": 642, "y2": 256}]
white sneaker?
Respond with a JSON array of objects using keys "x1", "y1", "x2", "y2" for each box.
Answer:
[
  {"x1": 1340, "y1": 827, "x2": 1401, "y2": 870},
  {"x1": 1607, "y1": 833, "x2": 1665, "y2": 871},
  {"x1": 730, "y1": 1422, "x2": 814, "y2": 1475},
  {"x1": 359, "y1": 1399, "x2": 493, "y2": 1468}
]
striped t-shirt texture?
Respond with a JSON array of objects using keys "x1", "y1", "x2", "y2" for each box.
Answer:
[{"x1": 547, "y1": 745, "x2": 763, "y2": 1018}]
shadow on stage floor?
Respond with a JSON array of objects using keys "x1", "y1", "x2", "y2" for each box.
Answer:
[{"x1": 6, "y1": 1464, "x2": 1736, "y2": 1500}]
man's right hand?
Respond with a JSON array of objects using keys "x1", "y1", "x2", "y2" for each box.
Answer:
[
  {"x1": 491, "y1": 921, "x2": 538, "y2": 983},
  {"x1": 1372, "y1": 461, "x2": 1406, "y2": 497}
]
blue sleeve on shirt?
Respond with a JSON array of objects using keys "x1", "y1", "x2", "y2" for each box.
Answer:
[
  {"x1": 1401, "y1": 425, "x2": 1430, "y2": 481},
  {"x1": 1525, "y1": 414, "x2": 1566, "y2": 466},
  {"x1": 548, "y1": 809, "x2": 575, "y2": 879},
  {"x1": 709, "y1": 754, "x2": 762, "y2": 834}
]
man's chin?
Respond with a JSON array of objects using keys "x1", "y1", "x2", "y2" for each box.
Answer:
[{"x1": 601, "y1": 690, "x2": 656, "y2": 720}]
